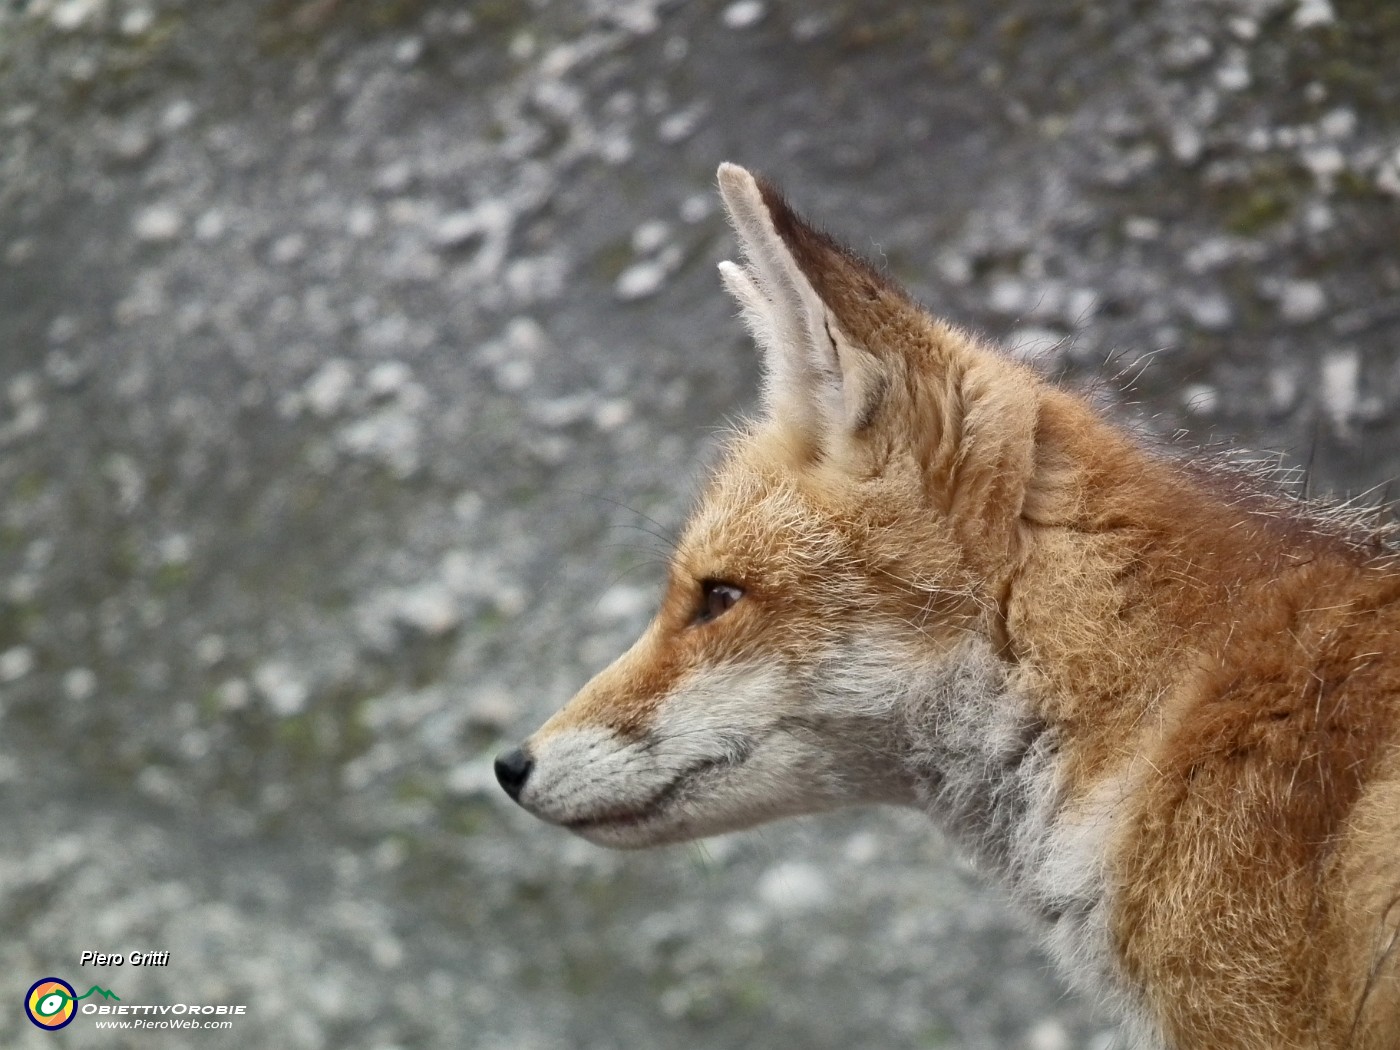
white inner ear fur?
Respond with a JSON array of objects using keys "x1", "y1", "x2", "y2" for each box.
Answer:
[
  {"x1": 716, "y1": 163, "x2": 859, "y2": 437},
  {"x1": 826, "y1": 320, "x2": 886, "y2": 434}
]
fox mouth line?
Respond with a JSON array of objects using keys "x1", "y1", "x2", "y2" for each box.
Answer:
[{"x1": 563, "y1": 743, "x2": 754, "y2": 831}]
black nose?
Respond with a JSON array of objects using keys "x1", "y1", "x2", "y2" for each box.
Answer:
[{"x1": 494, "y1": 746, "x2": 533, "y2": 800}]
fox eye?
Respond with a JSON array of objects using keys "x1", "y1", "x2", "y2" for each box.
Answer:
[{"x1": 693, "y1": 580, "x2": 743, "y2": 626}]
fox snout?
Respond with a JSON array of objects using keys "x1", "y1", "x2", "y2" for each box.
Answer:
[
  {"x1": 493, "y1": 616, "x2": 934, "y2": 849},
  {"x1": 491, "y1": 658, "x2": 776, "y2": 850}
]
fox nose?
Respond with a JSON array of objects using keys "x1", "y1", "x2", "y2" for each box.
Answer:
[{"x1": 494, "y1": 746, "x2": 534, "y2": 801}]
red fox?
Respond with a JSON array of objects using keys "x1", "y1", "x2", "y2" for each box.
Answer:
[{"x1": 496, "y1": 163, "x2": 1400, "y2": 1049}]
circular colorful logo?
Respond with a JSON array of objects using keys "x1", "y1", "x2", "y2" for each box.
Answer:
[{"x1": 25, "y1": 977, "x2": 77, "y2": 1030}]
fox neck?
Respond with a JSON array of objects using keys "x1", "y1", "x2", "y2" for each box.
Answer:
[
  {"x1": 888, "y1": 634, "x2": 1140, "y2": 1025},
  {"x1": 894, "y1": 637, "x2": 1070, "y2": 898}
]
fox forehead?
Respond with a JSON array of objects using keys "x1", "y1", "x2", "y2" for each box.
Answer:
[
  {"x1": 693, "y1": 423, "x2": 968, "y2": 559},
  {"x1": 673, "y1": 429, "x2": 883, "y2": 592},
  {"x1": 679, "y1": 443, "x2": 836, "y2": 573}
]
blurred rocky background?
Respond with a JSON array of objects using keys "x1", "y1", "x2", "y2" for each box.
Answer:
[{"x1": 2, "y1": 0, "x2": 1399, "y2": 1046}]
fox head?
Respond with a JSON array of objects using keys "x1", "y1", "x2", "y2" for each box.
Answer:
[{"x1": 496, "y1": 164, "x2": 1053, "y2": 849}]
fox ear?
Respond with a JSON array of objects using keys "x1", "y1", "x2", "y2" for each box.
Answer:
[
  {"x1": 716, "y1": 165, "x2": 1042, "y2": 546},
  {"x1": 716, "y1": 164, "x2": 894, "y2": 447}
]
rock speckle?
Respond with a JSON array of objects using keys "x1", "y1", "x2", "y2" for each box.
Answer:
[
  {"x1": 253, "y1": 662, "x2": 311, "y2": 717},
  {"x1": 304, "y1": 358, "x2": 356, "y2": 418},
  {"x1": 62, "y1": 666, "x2": 98, "y2": 701},
  {"x1": 1181, "y1": 383, "x2": 1221, "y2": 417},
  {"x1": 721, "y1": 1, "x2": 766, "y2": 31},
  {"x1": 1182, "y1": 290, "x2": 1234, "y2": 331},
  {"x1": 1320, "y1": 349, "x2": 1360, "y2": 433},
  {"x1": 1275, "y1": 278, "x2": 1328, "y2": 324},
  {"x1": 0, "y1": 645, "x2": 34, "y2": 683},
  {"x1": 1293, "y1": 0, "x2": 1337, "y2": 29},
  {"x1": 132, "y1": 203, "x2": 183, "y2": 242},
  {"x1": 391, "y1": 582, "x2": 462, "y2": 638},
  {"x1": 756, "y1": 861, "x2": 831, "y2": 913}
]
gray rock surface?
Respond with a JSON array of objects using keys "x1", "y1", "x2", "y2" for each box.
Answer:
[{"x1": 3, "y1": 0, "x2": 1400, "y2": 1047}]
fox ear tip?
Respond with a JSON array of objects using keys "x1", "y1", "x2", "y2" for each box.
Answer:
[
  {"x1": 717, "y1": 161, "x2": 751, "y2": 189},
  {"x1": 717, "y1": 163, "x2": 798, "y2": 234},
  {"x1": 718, "y1": 163, "x2": 791, "y2": 203}
]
